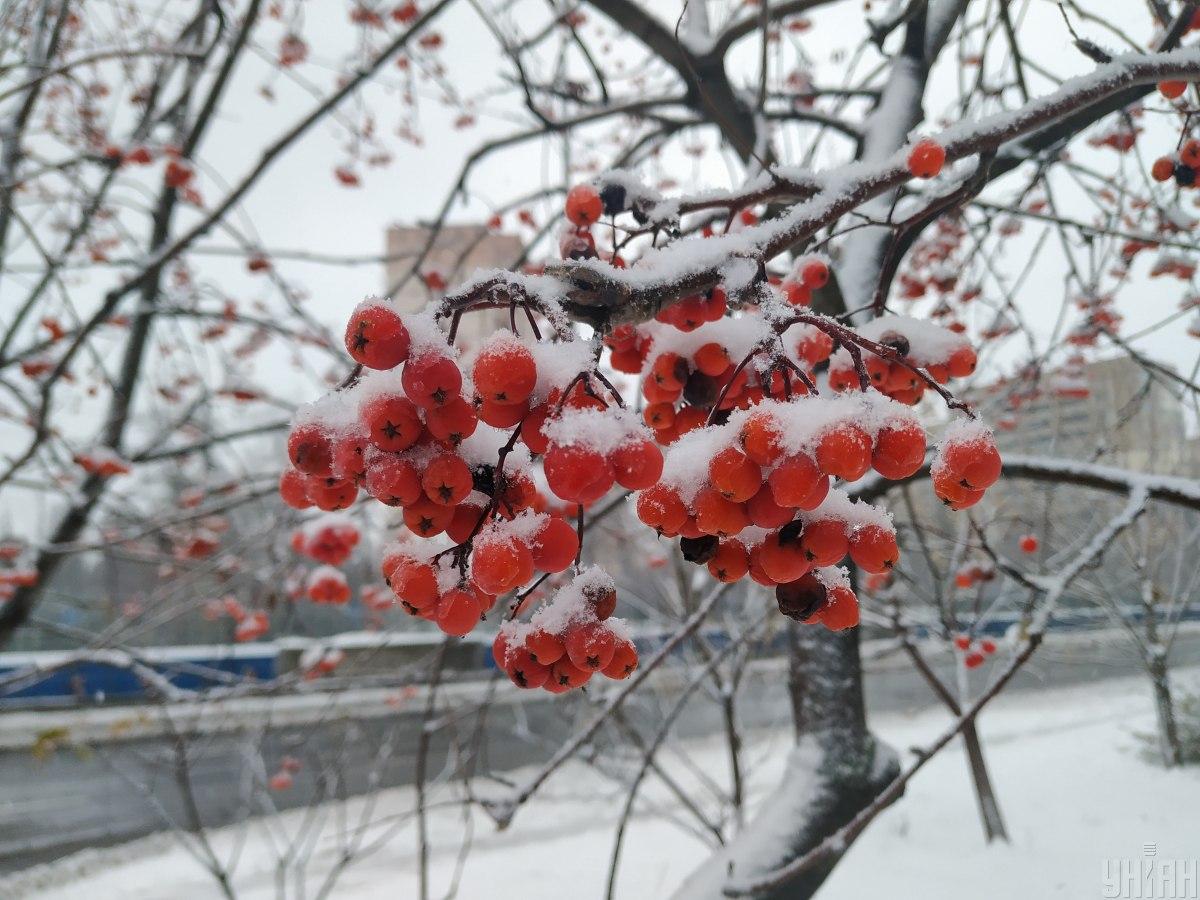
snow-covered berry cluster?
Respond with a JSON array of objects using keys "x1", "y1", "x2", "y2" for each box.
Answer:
[
  {"x1": 827, "y1": 316, "x2": 976, "y2": 405},
  {"x1": 275, "y1": 172, "x2": 1002, "y2": 690},
  {"x1": 491, "y1": 568, "x2": 638, "y2": 692}
]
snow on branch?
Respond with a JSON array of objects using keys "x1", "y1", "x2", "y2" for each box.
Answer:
[
  {"x1": 438, "y1": 46, "x2": 1200, "y2": 329},
  {"x1": 853, "y1": 452, "x2": 1200, "y2": 512}
]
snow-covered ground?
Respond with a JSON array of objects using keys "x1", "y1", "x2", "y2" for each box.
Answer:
[{"x1": 8, "y1": 670, "x2": 1199, "y2": 899}]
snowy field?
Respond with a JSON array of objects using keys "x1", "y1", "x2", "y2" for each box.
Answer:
[{"x1": 7, "y1": 669, "x2": 1198, "y2": 900}]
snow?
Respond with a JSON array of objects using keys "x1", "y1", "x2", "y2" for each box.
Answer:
[
  {"x1": 15, "y1": 671, "x2": 1198, "y2": 900},
  {"x1": 828, "y1": 313, "x2": 968, "y2": 366},
  {"x1": 641, "y1": 315, "x2": 771, "y2": 363},
  {"x1": 541, "y1": 406, "x2": 648, "y2": 454}
]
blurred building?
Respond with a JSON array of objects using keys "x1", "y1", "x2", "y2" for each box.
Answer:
[
  {"x1": 985, "y1": 355, "x2": 1195, "y2": 476},
  {"x1": 384, "y1": 224, "x2": 521, "y2": 348}
]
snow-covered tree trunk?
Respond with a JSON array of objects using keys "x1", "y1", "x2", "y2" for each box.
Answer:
[
  {"x1": 1142, "y1": 580, "x2": 1183, "y2": 767},
  {"x1": 674, "y1": 626, "x2": 897, "y2": 900}
]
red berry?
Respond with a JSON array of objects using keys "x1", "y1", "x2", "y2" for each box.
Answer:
[
  {"x1": 583, "y1": 580, "x2": 618, "y2": 620},
  {"x1": 361, "y1": 394, "x2": 423, "y2": 452},
  {"x1": 746, "y1": 484, "x2": 794, "y2": 528},
  {"x1": 288, "y1": 423, "x2": 333, "y2": 477},
  {"x1": 279, "y1": 468, "x2": 313, "y2": 509},
  {"x1": 693, "y1": 487, "x2": 749, "y2": 537},
  {"x1": 980, "y1": 639, "x2": 997, "y2": 654},
  {"x1": 1159, "y1": 80, "x2": 1187, "y2": 99},
  {"x1": 643, "y1": 402, "x2": 676, "y2": 431},
  {"x1": 345, "y1": 304, "x2": 410, "y2": 370},
  {"x1": 421, "y1": 453, "x2": 473, "y2": 506},
  {"x1": 707, "y1": 539, "x2": 749, "y2": 582},
  {"x1": 520, "y1": 404, "x2": 551, "y2": 454},
  {"x1": 526, "y1": 628, "x2": 565, "y2": 666},
  {"x1": 709, "y1": 446, "x2": 762, "y2": 503},
  {"x1": 425, "y1": 396, "x2": 478, "y2": 446},
  {"x1": 819, "y1": 584, "x2": 860, "y2": 631},
  {"x1": 740, "y1": 411, "x2": 784, "y2": 466},
  {"x1": 504, "y1": 646, "x2": 551, "y2": 689},
  {"x1": 907, "y1": 138, "x2": 945, "y2": 178},
  {"x1": 759, "y1": 531, "x2": 810, "y2": 584},
  {"x1": 946, "y1": 346, "x2": 977, "y2": 378},
  {"x1": 330, "y1": 431, "x2": 368, "y2": 483},
  {"x1": 479, "y1": 398, "x2": 528, "y2": 428},
  {"x1": 815, "y1": 423, "x2": 873, "y2": 481},
  {"x1": 635, "y1": 484, "x2": 688, "y2": 535},
  {"x1": 1152, "y1": 156, "x2": 1176, "y2": 182},
  {"x1": 932, "y1": 468, "x2": 985, "y2": 510},
  {"x1": 953, "y1": 634, "x2": 972, "y2": 651},
  {"x1": 939, "y1": 434, "x2": 1001, "y2": 490},
  {"x1": 564, "y1": 184, "x2": 602, "y2": 227},
  {"x1": 531, "y1": 516, "x2": 579, "y2": 572},
  {"x1": 799, "y1": 257, "x2": 828, "y2": 288},
  {"x1": 403, "y1": 495, "x2": 455, "y2": 537},
  {"x1": 389, "y1": 558, "x2": 439, "y2": 611},
  {"x1": 964, "y1": 651, "x2": 985, "y2": 669},
  {"x1": 544, "y1": 444, "x2": 613, "y2": 503},
  {"x1": 472, "y1": 536, "x2": 534, "y2": 595},
  {"x1": 402, "y1": 351, "x2": 462, "y2": 408},
  {"x1": 164, "y1": 158, "x2": 193, "y2": 188},
  {"x1": 609, "y1": 439, "x2": 663, "y2": 490},
  {"x1": 549, "y1": 657, "x2": 591, "y2": 690},
  {"x1": 768, "y1": 454, "x2": 822, "y2": 508},
  {"x1": 601, "y1": 639, "x2": 638, "y2": 679},
  {"x1": 872, "y1": 421, "x2": 926, "y2": 480},
  {"x1": 473, "y1": 340, "x2": 537, "y2": 406},
  {"x1": 693, "y1": 343, "x2": 731, "y2": 377},
  {"x1": 1018, "y1": 534, "x2": 1039, "y2": 554},
  {"x1": 365, "y1": 453, "x2": 422, "y2": 506},
  {"x1": 307, "y1": 477, "x2": 356, "y2": 511},
  {"x1": 799, "y1": 519, "x2": 849, "y2": 566},
  {"x1": 849, "y1": 524, "x2": 899, "y2": 573},
  {"x1": 436, "y1": 587, "x2": 482, "y2": 636},
  {"x1": 492, "y1": 631, "x2": 512, "y2": 669},
  {"x1": 447, "y1": 501, "x2": 484, "y2": 544},
  {"x1": 565, "y1": 621, "x2": 616, "y2": 671}
]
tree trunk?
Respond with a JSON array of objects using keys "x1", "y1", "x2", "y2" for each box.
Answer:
[
  {"x1": 1149, "y1": 656, "x2": 1183, "y2": 767},
  {"x1": 672, "y1": 625, "x2": 900, "y2": 900},
  {"x1": 961, "y1": 720, "x2": 1008, "y2": 842},
  {"x1": 1141, "y1": 581, "x2": 1183, "y2": 767}
]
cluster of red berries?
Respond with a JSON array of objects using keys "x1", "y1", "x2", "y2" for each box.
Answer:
[
  {"x1": 74, "y1": 449, "x2": 132, "y2": 478},
  {"x1": 930, "y1": 422, "x2": 1002, "y2": 510},
  {"x1": 613, "y1": 318, "x2": 834, "y2": 446},
  {"x1": 827, "y1": 318, "x2": 977, "y2": 405},
  {"x1": 633, "y1": 396, "x2": 923, "y2": 626},
  {"x1": 491, "y1": 569, "x2": 638, "y2": 693},
  {"x1": 307, "y1": 566, "x2": 352, "y2": 605},
  {"x1": 778, "y1": 255, "x2": 830, "y2": 307},
  {"x1": 541, "y1": 408, "x2": 664, "y2": 503},
  {"x1": 290, "y1": 515, "x2": 361, "y2": 566},
  {"x1": 954, "y1": 562, "x2": 996, "y2": 590},
  {"x1": 379, "y1": 509, "x2": 577, "y2": 636},
  {"x1": 1150, "y1": 138, "x2": 1200, "y2": 188},
  {"x1": 298, "y1": 646, "x2": 346, "y2": 679},
  {"x1": 954, "y1": 633, "x2": 998, "y2": 669},
  {"x1": 380, "y1": 543, "x2": 486, "y2": 633},
  {"x1": 775, "y1": 568, "x2": 860, "y2": 631},
  {"x1": 268, "y1": 756, "x2": 303, "y2": 792}
]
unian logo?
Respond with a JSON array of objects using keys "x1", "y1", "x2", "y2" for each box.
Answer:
[{"x1": 1101, "y1": 845, "x2": 1199, "y2": 898}]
